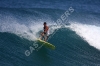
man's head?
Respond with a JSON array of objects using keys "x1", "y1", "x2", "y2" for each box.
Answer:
[{"x1": 43, "y1": 22, "x2": 47, "y2": 26}]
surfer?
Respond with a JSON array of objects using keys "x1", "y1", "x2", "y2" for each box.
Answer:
[{"x1": 40, "y1": 22, "x2": 49, "y2": 41}]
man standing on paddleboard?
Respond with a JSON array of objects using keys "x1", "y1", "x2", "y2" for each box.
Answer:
[{"x1": 40, "y1": 22, "x2": 49, "y2": 41}]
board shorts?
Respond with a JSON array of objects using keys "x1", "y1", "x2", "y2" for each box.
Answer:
[
  {"x1": 41, "y1": 31, "x2": 49, "y2": 40},
  {"x1": 44, "y1": 32, "x2": 49, "y2": 39}
]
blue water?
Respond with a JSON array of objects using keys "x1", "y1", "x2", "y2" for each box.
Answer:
[{"x1": 0, "y1": 0, "x2": 100, "y2": 66}]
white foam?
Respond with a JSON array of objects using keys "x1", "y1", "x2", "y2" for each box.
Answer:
[
  {"x1": 0, "y1": 21, "x2": 40, "y2": 40},
  {"x1": 69, "y1": 22, "x2": 100, "y2": 50},
  {"x1": 0, "y1": 17, "x2": 60, "y2": 41}
]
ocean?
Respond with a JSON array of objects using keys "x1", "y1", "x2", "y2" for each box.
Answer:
[{"x1": 0, "y1": 0, "x2": 100, "y2": 66}]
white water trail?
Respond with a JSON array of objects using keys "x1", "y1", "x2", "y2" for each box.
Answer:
[{"x1": 0, "y1": 18, "x2": 60, "y2": 41}]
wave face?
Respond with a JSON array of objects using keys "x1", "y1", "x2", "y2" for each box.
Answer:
[{"x1": 0, "y1": 8, "x2": 100, "y2": 66}]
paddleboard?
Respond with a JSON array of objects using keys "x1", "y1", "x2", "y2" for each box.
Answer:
[{"x1": 37, "y1": 39, "x2": 55, "y2": 50}]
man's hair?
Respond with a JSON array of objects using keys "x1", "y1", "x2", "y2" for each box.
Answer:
[{"x1": 44, "y1": 22, "x2": 46, "y2": 24}]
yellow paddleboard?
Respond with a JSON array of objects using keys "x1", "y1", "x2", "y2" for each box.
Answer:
[{"x1": 37, "y1": 39, "x2": 55, "y2": 50}]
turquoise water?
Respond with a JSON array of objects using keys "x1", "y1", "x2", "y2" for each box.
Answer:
[
  {"x1": 0, "y1": 27, "x2": 100, "y2": 66},
  {"x1": 0, "y1": 4, "x2": 100, "y2": 66}
]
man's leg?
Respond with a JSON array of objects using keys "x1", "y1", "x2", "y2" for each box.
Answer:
[
  {"x1": 39, "y1": 32, "x2": 44, "y2": 40},
  {"x1": 44, "y1": 36, "x2": 47, "y2": 41},
  {"x1": 44, "y1": 33, "x2": 48, "y2": 41}
]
